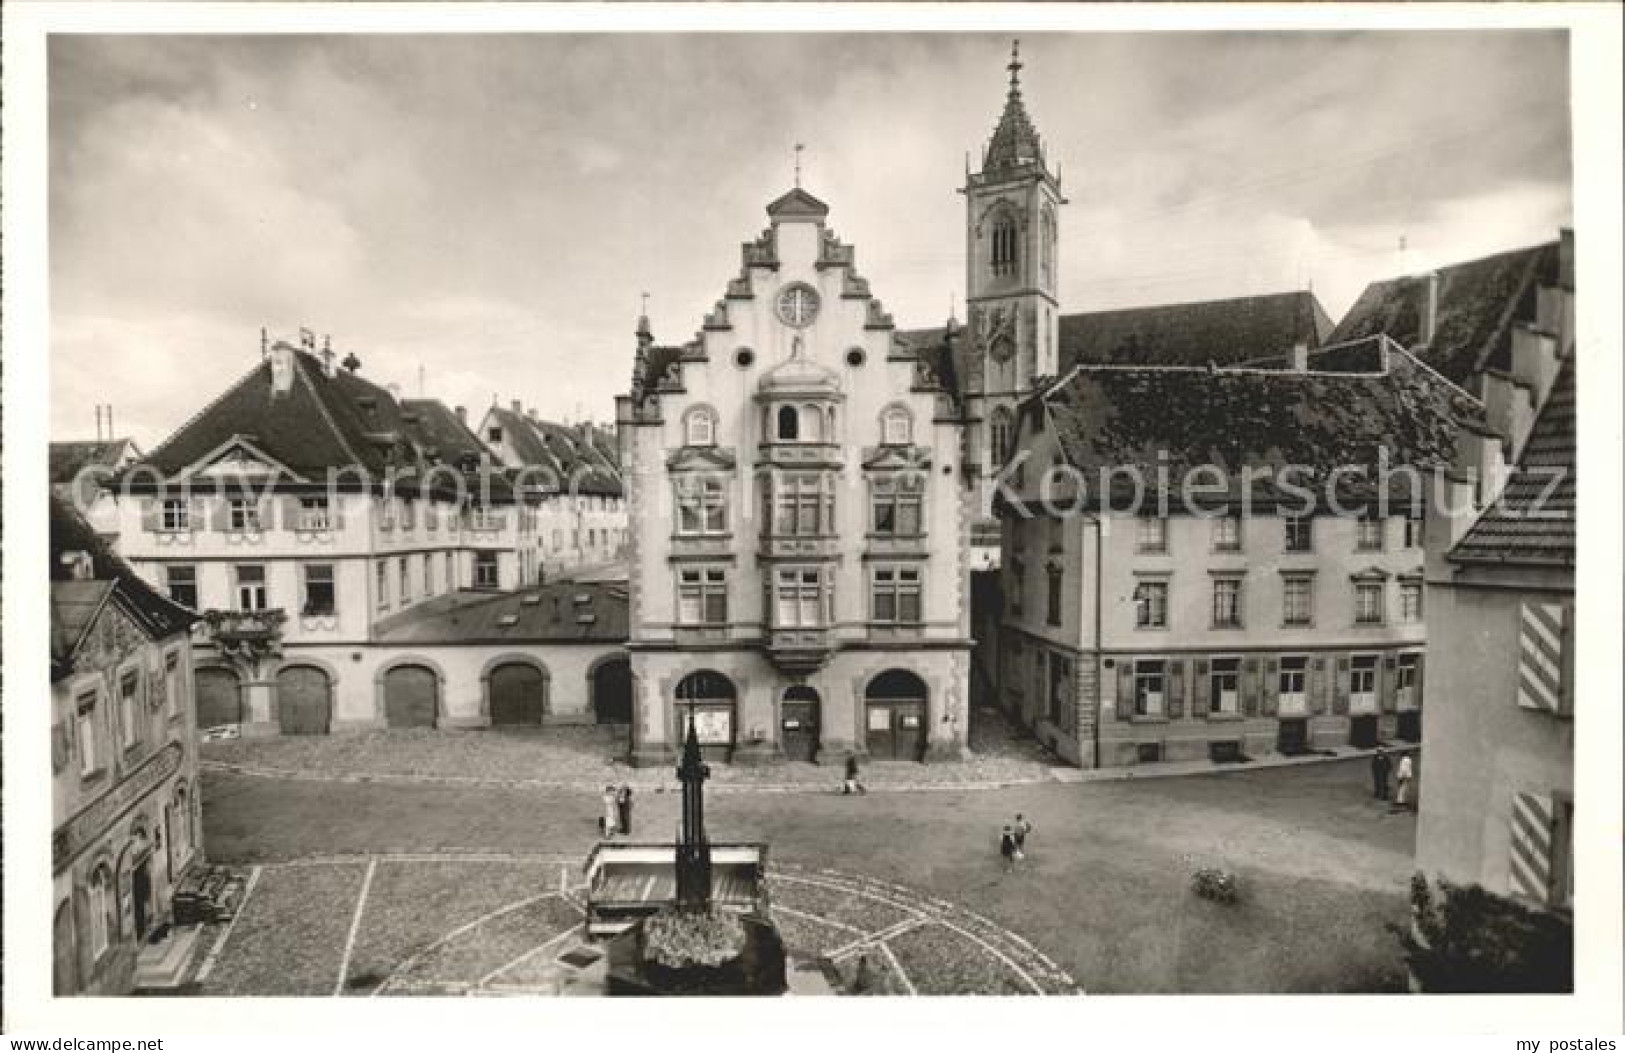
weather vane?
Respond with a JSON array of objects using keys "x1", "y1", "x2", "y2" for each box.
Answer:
[
  {"x1": 640, "y1": 291, "x2": 649, "y2": 316},
  {"x1": 794, "y1": 142, "x2": 805, "y2": 188},
  {"x1": 1008, "y1": 39, "x2": 1022, "y2": 90}
]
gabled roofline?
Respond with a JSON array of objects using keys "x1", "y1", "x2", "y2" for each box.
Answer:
[{"x1": 172, "y1": 434, "x2": 310, "y2": 484}]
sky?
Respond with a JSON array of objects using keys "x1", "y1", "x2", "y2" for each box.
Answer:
[{"x1": 48, "y1": 30, "x2": 1573, "y2": 450}]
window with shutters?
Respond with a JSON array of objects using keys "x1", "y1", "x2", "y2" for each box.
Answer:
[
  {"x1": 1284, "y1": 516, "x2": 1313, "y2": 552},
  {"x1": 118, "y1": 669, "x2": 141, "y2": 750},
  {"x1": 302, "y1": 563, "x2": 336, "y2": 616},
  {"x1": 235, "y1": 565, "x2": 268, "y2": 611},
  {"x1": 1355, "y1": 582, "x2": 1385, "y2": 624},
  {"x1": 1212, "y1": 516, "x2": 1242, "y2": 552},
  {"x1": 1209, "y1": 658, "x2": 1240, "y2": 715},
  {"x1": 1282, "y1": 574, "x2": 1314, "y2": 626},
  {"x1": 474, "y1": 552, "x2": 500, "y2": 589},
  {"x1": 160, "y1": 499, "x2": 191, "y2": 532},
  {"x1": 871, "y1": 566, "x2": 923, "y2": 624},
  {"x1": 1211, "y1": 577, "x2": 1243, "y2": 628},
  {"x1": 1278, "y1": 656, "x2": 1308, "y2": 715},
  {"x1": 228, "y1": 498, "x2": 262, "y2": 533},
  {"x1": 1350, "y1": 655, "x2": 1379, "y2": 714},
  {"x1": 298, "y1": 496, "x2": 332, "y2": 531},
  {"x1": 1509, "y1": 791, "x2": 1573, "y2": 910},
  {"x1": 1396, "y1": 653, "x2": 1421, "y2": 710},
  {"x1": 1134, "y1": 580, "x2": 1168, "y2": 629},
  {"x1": 76, "y1": 692, "x2": 100, "y2": 778},
  {"x1": 677, "y1": 567, "x2": 728, "y2": 625},
  {"x1": 1136, "y1": 516, "x2": 1168, "y2": 553},
  {"x1": 165, "y1": 565, "x2": 198, "y2": 610},
  {"x1": 1399, "y1": 581, "x2": 1423, "y2": 622},
  {"x1": 1134, "y1": 660, "x2": 1166, "y2": 717}
]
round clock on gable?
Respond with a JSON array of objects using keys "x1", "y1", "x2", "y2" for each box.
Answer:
[{"x1": 775, "y1": 282, "x2": 821, "y2": 329}]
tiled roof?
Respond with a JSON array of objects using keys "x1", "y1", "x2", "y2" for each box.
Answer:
[
  {"x1": 399, "y1": 399, "x2": 491, "y2": 466},
  {"x1": 1328, "y1": 241, "x2": 1561, "y2": 389},
  {"x1": 485, "y1": 407, "x2": 623, "y2": 498},
  {"x1": 1450, "y1": 359, "x2": 1576, "y2": 567},
  {"x1": 1037, "y1": 356, "x2": 1480, "y2": 510},
  {"x1": 50, "y1": 439, "x2": 137, "y2": 485},
  {"x1": 373, "y1": 580, "x2": 629, "y2": 644},
  {"x1": 141, "y1": 347, "x2": 409, "y2": 478},
  {"x1": 1058, "y1": 291, "x2": 1333, "y2": 370},
  {"x1": 50, "y1": 491, "x2": 197, "y2": 677},
  {"x1": 983, "y1": 80, "x2": 1045, "y2": 173}
]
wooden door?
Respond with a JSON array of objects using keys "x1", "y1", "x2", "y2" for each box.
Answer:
[
  {"x1": 781, "y1": 699, "x2": 820, "y2": 762},
  {"x1": 490, "y1": 663, "x2": 547, "y2": 726},
  {"x1": 132, "y1": 859, "x2": 152, "y2": 940},
  {"x1": 891, "y1": 702, "x2": 925, "y2": 761},
  {"x1": 593, "y1": 659, "x2": 632, "y2": 724},
  {"x1": 1349, "y1": 715, "x2": 1379, "y2": 749},
  {"x1": 384, "y1": 665, "x2": 438, "y2": 728},
  {"x1": 195, "y1": 667, "x2": 242, "y2": 729},
  {"x1": 1276, "y1": 718, "x2": 1309, "y2": 755},
  {"x1": 277, "y1": 666, "x2": 332, "y2": 735},
  {"x1": 1397, "y1": 710, "x2": 1422, "y2": 743}
]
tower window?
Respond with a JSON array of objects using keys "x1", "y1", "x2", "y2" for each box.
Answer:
[
  {"x1": 991, "y1": 217, "x2": 1018, "y2": 277},
  {"x1": 989, "y1": 407, "x2": 1014, "y2": 467},
  {"x1": 776, "y1": 405, "x2": 799, "y2": 441}
]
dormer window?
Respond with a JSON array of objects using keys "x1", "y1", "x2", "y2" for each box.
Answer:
[
  {"x1": 684, "y1": 406, "x2": 718, "y2": 447},
  {"x1": 881, "y1": 406, "x2": 912, "y2": 447}
]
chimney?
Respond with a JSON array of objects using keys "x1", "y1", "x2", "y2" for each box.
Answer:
[
  {"x1": 1290, "y1": 341, "x2": 1309, "y2": 373},
  {"x1": 61, "y1": 551, "x2": 96, "y2": 581},
  {"x1": 321, "y1": 335, "x2": 336, "y2": 377},
  {"x1": 511, "y1": 399, "x2": 523, "y2": 415},
  {"x1": 269, "y1": 340, "x2": 297, "y2": 397},
  {"x1": 1418, "y1": 272, "x2": 1440, "y2": 347},
  {"x1": 455, "y1": 405, "x2": 468, "y2": 424}
]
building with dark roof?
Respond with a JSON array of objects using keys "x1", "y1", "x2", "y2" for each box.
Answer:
[
  {"x1": 1415, "y1": 240, "x2": 1575, "y2": 919},
  {"x1": 476, "y1": 401, "x2": 629, "y2": 575},
  {"x1": 50, "y1": 492, "x2": 203, "y2": 995},
  {"x1": 992, "y1": 349, "x2": 1475, "y2": 767},
  {"x1": 1328, "y1": 236, "x2": 1566, "y2": 393},
  {"x1": 103, "y1": 333, "x2": 624, "y2": 739}
]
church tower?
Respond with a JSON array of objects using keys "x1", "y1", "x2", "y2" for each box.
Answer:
[{"x1": 962, "y1": 40, "x2": 1065, "y2": 475}]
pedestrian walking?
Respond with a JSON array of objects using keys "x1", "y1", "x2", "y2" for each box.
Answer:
[
  {"x1": 1371, "y1": 747, "x2": 1392, "y2": 801},
  {"x1": 1394, "y1": 753, "x2": 1415, "y2": 812},
  {"x1": 616, "y1": 784, "x2": 634, "y2": 837},
  {"x1": 999, "y1": 825, "x2": 1017, "y2": 872},
  {"x1": 601, "y1": 784, "x2": 619, "y2": 836},
  {"x1": 843, "y1": 753, "x2": 867, "y2": 796},
  {"x1": 1012, "y1": 814, "x2": 1033, "y2": 863}
]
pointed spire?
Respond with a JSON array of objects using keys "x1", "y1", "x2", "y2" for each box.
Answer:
[{"x1": 983, "y1": 38, "x2": 1045, "y2": 172}]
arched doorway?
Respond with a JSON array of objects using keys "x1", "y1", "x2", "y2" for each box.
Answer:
[
  {"x1": 591, "y1": 657, "x2": 632, "y2": 725},
  {"x1": 276, "y1": 665, "x2": 333, "y2": 736},
  {"x1": 865, "y1": 669, "x2": 928, "y2": 761},
  {"x1": 780, "y1": 685, "x2": 821, "y2": 763},
  {"x1": 675, "y1": 670, "x2": 736, "y2": 762},
  {"x1": 195, "y1": 667, "x2": 242, "y2": 730},
  {"x1": 383, "y1": 664, "x2": 439, "y2": 729},
  {"x1": 489, "y1": 661, "x2": 549, "y2": 726}
]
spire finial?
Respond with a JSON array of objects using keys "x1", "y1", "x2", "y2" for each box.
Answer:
[
  {"x1": 1008, "y1": 39, "x2": 1022, "y2": 92},
  {"x1": 640, "y1": 291, "x2": 649, "y2": 315},
  {"x1": 794, "y1": 142, "x2": 805, "y2": 189}
]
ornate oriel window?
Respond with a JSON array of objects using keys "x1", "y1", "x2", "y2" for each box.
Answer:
[
  {"x1": 774, "y1": 566, "x2": 832, "y2": 628},
  {"x1": 771, "y1": 472, "x2": 836, "y2": 537}
]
